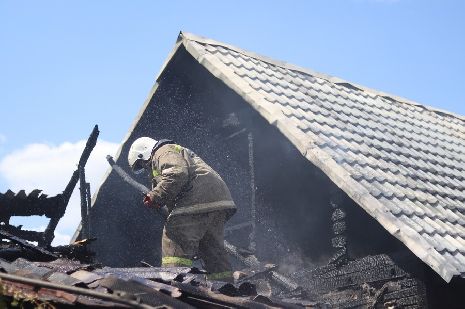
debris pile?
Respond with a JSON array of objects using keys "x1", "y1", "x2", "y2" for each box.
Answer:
[
  {"x1": 291, "y1": 254, "x2": 427, "y2": 308},
  {"x1": 0, "y1": 259, "x2": 323, "y2": 308}
]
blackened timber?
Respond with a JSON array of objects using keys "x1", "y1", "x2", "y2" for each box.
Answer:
[
  {"x1": 79, "y1": 125, "x2": 100, "y2": 168},
  {"x1": 52, "y1": 239, "x2": 96, "y2": 262},
  {"x1": 294, "y1": 254, "x2": 409, "y2": 294},
  {"x1": 43, "y1": 125, "x2": 100, "y2": 246},
  {"x1": 61, "y1": 124, "x2": 100, "y2": 205},
  {"x1": 79, "y1": 167, "x2": 89, "y2": 239},
  {"x1": 328, "y1": 189, "x2": 348, "y2": 266},
  {"x1": 0, "y1": 247, "x2": 35, "y2": 261},
  {"x1": 292, "y1": 254, "x2": 427, "y2": 308},
  {"x1": 0, "y1": 230, "x2": 58, "y2": 259},
  {"x1": 0, "y1": 224, "x2": 44, "y2": 243},
  {"x1": 224, "y1": 240, "x2": 300, "y2": 293},
  {"x1": 0, "y1": 190, "x2": 65, "y2": 220},
  {"x1": 248, "y1": 132, "x2": 256, "y2": 252},
  {"x1": 85, "y1": 182, "x2": 92, "y2": 237}
]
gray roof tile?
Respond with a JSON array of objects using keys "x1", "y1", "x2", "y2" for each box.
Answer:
[
  {"x1": 446, "y1": 252, "x2": 465, "y2": 273},
  {"x1": 179, "y1": 32, "x2": 465, "y2": 282}
]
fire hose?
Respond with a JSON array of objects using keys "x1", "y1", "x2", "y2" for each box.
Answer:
[{"x1": 106, "y1": 155, "x2": 170, "y2": 218}]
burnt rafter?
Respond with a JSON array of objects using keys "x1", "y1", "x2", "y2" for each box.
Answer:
[
  {"x1": 0, "y1": 190, "x2": 65, "y2": 222},
  {"x1": 0, "y1": 224, "x2": 44, "y2": 243}
]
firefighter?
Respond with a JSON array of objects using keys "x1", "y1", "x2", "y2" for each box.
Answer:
[{"x1": 128, "y1": 137, "x2": 237, "y2": 281}]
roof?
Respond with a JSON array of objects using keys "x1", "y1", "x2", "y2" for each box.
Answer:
[
  {"x1": 0, "y1": 258, "x2": 313, "y2": 308},
  {"x1": 161, "y1": 32, "x2": 465, "y2": 282}
]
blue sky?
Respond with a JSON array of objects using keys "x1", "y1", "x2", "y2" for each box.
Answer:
[{"x1": 0, "y1": 0, "x2": 464, "y2": 243}]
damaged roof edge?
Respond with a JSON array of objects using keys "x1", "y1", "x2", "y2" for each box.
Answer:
[
  {"x1": 179, "y1": 31, "x2": 465, "y2": 124},
  {"x1": 180, "y1": 35, "x2": 458, "y2": 282}
]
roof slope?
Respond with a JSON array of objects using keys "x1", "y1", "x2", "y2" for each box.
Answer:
[{"x1": 173, "y1": 32, "x2": 465, "y2": 282}]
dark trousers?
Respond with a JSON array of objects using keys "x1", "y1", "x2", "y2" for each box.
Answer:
[{"x1": 161, "y1": 210, "x2": 233, "y2": 280}]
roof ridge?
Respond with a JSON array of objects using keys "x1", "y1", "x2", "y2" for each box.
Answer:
[{"x1": 180, "y1": 31, "x2": 465, "y2": 124}]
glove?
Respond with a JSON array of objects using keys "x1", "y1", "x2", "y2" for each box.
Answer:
[{"x1": 143, "y1": 194, "x2": 160, "y2": 208}]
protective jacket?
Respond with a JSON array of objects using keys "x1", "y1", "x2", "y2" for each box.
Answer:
[{"x1": 147, "y1": 141, "x2": 236, "y2": 217}]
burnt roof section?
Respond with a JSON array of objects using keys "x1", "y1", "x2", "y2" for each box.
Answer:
[
  {"x1": 92, "y1": 32, "x2": 465, "y2": 282},
  {"x1": 0, "y1": 258, "x2": 320, "y2": 308}
]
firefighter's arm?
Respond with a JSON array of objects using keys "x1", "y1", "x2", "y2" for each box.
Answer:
[{"x1": 147, "y1": 150, "x2": 189, "y2": 207}]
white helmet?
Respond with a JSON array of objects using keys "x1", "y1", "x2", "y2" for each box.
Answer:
[{"x1": 128, "y1": 137, "x2": 158, "y2": 174}]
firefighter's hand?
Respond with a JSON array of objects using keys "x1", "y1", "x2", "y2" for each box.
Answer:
[
  {"x1": 143, "y1": 194, "x2": 153, "y2": 207},
  {"x1": 143, "y1": 194, "x2": 160, "y2": 208}
]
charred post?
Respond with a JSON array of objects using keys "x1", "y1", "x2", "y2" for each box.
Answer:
[
  {"x1": 248, "y1": 131, "x2": 256, "y2": 252},
  {"x1": 328, "y1": 188, "x2": 348, "y2": 266},
  {"x1": 42, "y1": 125, "x2": 99, "y2": 246},
  {"x1": 85, "y1": 182, "x2": 92, "y2": 238},
  {"x1": 79, "y1": 166, "x2": 89, "y2": 239}
]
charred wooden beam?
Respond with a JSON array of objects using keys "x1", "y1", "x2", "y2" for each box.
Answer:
[
  {"x1": 85, "y1": 182, "x2": 92, "y2": 237},
  {"x1": 248, "y1": 132, "x2": 257, "y2": 253},
  {"x1": 224, "y1": 240, "x2": 301, "y2": 293},
  {"x1": 0, "y1": 230, "x2": 58, "y2": 260},
  {"x1": 0, "y1": 190, "x2": 65, "y2": 221},
  {"x1": 42, "y1": 125, "x2": 99, "y2": 246},
  {"x1": 79, "y1": 167, "x2": 89, "y2": 239},
  {"x1": 292, "y1": 253, "x2": 427, "y2": 308},
  {"x1": 52, "y1": 238, "x2": 96, "y2": 263},
  {"x1": 0, "y1": 224, "x2": 44, "y2": 243},
  {"x1": 328, "y1": 189, "x2": 348, "y2": 266}
]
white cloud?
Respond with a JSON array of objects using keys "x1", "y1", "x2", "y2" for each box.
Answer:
[
  {"x1": 27, "y1": 225, "x2": 72, "y2": 246},
  {"x1": 0, "y1": 139, "x2": 120, "y2": 246},
  {"x1": 52, "y1": 230, "x2": 72, "y2": 246}
]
